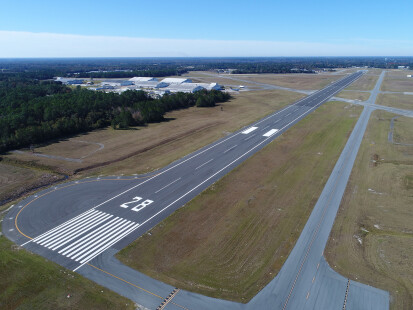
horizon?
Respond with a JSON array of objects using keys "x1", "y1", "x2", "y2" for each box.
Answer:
[{"x1": 1, "y1": 0, "x2": 412, "y2": 57}]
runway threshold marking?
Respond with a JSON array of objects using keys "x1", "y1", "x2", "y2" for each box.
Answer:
[
  {"x1": 30, "y1": 209, "x2": 140, "y2": 267},
  {"x1": 16, "y1": 175, "x2": 160, "y2": 243}
]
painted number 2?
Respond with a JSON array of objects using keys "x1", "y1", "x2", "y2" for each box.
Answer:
[{"x1": 120, "y1": 196, "x2": 154, "y2": 212}]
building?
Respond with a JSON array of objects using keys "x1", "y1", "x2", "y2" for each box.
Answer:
[
  {"x1": 132, "y1": 81, "x2": 169, "y2": 89},
  {"x1": 182, "y1": 82, "x2": 222, "y2": 91},
  {"x1": 101, "y1": 80, "x2": 134, "y2": 87},
  {"x1": 164, "y1": 84, "x2": 205, "y2": 93},
  {"x1": 129, "y1": 77, "x2": 158, "y2": 83},
  {"x1": 55, "y1": 77, "x2": 85, "y2": 85},
  {"x1": 161, "y1": 78, "x2": 192, "y2": 84}
]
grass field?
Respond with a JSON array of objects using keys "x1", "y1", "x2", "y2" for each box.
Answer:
[
  {"x1": 335, "y1": 91, "x2": 371, "y2": 101},
  {"x1": 345, "y1": 73, "x2": 379, "y2": 91},
  {"x1": 325, "y1": 110, "x2": 413, "y2": 310},
  {"x1": 5, "y1": 90, "x2": 303, "y2": 177},
  {"x1": 377, "y1": 93, "x2": 413, "y2": 110},
  {"x1": 187, "y1": 71, "x2": 343, "y2": 90},
  {"x1": 0, "y1": 224, "x2": 133, "y2": 310},
  {"x1": 117, "y1": 101, "x2": 362, "y2": 302},
  {"x1": 381, "y1": 70, "x2": 413, "y2": 92},
  {"x1": 393, "y1": 116, "x2": 413, "y2": 144},
  {"x1": 0, "y1": 160, "x2": 65, "y2": 205}
]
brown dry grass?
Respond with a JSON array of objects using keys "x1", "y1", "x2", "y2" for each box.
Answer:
[
  {"x1": 336, "y1": 91, "x2": 371, "y2": 101},
  {"x1": 117, "y1": 101, "x2": 362, "y2": 302},
  {"x1": 393, "y1": 116, "x2": 413, "y2": 144},
  {"x1": 345, "y1": 74, "x2": 379, "y2": 91},
  {"x1": 325, "y1": 110, "x2": 413, "y2": 310},
  {"x1": 377, "y1": 93, "x2": 413, "y2": 110},
  {"x1": 187, "y1": 72, "x2": 343, "y2": 90},
  {"x1": 5, "y1": 90, "x2": 303, "y2": 177},
  {"x1": 0, "y1": 161, "x2": 63, "y2": 204},
  {"x1": 381, "y1": 70, "x2": 413, "y2": 92}
]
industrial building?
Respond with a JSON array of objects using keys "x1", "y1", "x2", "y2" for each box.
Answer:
[
  {"x1": 164, "y1": 84, "x2": 205, "y2": 93},
  {"x1": 160, "y1": 78, "x2": 192, "y2": 84},
  {"x1": 55, "y1": 77, "x2": 85, "y2": 85},
  {"x1": 101, "y1": 80, "x2": 134, "y2": 87},
  {"x1": 128, "y1": 77, "x2": 158, "y2": 83}
]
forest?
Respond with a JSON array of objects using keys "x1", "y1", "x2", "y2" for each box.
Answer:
[
  {"x1": 0, "y1": 75, "x2": 231, "y2": 153},
  {"x1": 1, "y1": 57, "x2": 412, "y2": 79}
]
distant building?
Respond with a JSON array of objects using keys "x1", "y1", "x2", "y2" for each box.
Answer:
[
  {"x1": 55, "y1": 77, "x2": 85, "y2": 85},
  {"x1": 398, "y1": 66, "x2": 410, "y2": 70},
  {"x1": 161, "y1": 78, "x2": 192, "y2": 84},
  {"x1": 132, "y1": 81, "x2": 169, "y2": 89},
  {"x1": 101, "y1": 80, "x2": 133, "y2": 87},
  {"x1": 129, "y1": 77, "x2": 159, "y2": 82},
  {"x1": 165, "y1": 84, "x2": 205, "y2": 93},
  {"x1": 181, "y1": 82, "x2": 222, "y2": 91}
]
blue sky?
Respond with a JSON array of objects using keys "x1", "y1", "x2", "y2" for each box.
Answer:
[{"x1": 0, "y1": 0, "x2": 412, "y2": 57}]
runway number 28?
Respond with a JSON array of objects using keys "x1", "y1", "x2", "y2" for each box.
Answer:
[{"x1": 120, "y1": 196, "x2": 154, "y2": 212}]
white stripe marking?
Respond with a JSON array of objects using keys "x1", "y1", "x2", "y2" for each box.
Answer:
[
  {"x1": 155, "y1": 178, "x2": 182, "y2": 193},
  {"x1": 244, "y1": 134, "x2": 256, "y2": 141},
  {"x1": 241, "y1": 127, "x2": 258, "y2": 134},
  {"x1": 263, "y1": 129, "x2": 279, "y2": 137},
  {"x1": 47, "y1": 213, "x2": 113, "y2": 250},
  {"x1": 59, "y1": 217, "x2": 123, "y2": 255},
  {"x1": 37, "y1": 211, "x2": 101, "y2": 245},
  {"x1": 78, "y1": 223, "x2": 141, "y2": 264},
  {"x1": 38, "y1": 211, "x2": 108, "y2": 247},
  {"x1": 28, "y1": 209, "x2": 95, "y2": 245},
  {"x1": 71, "y1": 220, "x2": 133, "y2": 260},
  {"x1": 223, "y1": 145, "x2": 237, "y2": 154},
  {"x1": 195, "y1": 159, "x2": 214, "y2": 170}
]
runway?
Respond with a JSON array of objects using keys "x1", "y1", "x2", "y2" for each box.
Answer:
[{"x1": 3, "y1": 70, "x2": 389, "y2": 309}]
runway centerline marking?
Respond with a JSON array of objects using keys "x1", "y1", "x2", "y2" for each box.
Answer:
[
  {"x1": 244, "y1": 134, "x2": 256, "y2": 141},
  {"x1": 195, "y1": 159, "x2": 214, "y2": 170},
  {"x1": 223, "y1": 145, "x2": 237, "y2": 154},
  {"x1": 155, "y1": 178, "x2": 182, "y2": 193}
]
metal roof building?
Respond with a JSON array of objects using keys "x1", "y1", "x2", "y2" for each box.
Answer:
[
  {"x1": 182, "y1": 82, "x2": 222, "y2": 91},
  {"x1": 164, "y1": 84, "x2": 205, "y2": 93},
  {"x1": 129, "y1": 77, "x2": 158, "y2": 82},
  {"x1": 161, "y1": 78, "x2": 192, "y2": 84}
]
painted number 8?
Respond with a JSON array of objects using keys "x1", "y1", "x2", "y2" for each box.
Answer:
[{"x1": 120, "y1": 196, "x2": 154, "y2": 212}]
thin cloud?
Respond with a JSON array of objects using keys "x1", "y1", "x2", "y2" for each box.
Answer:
[{"x1": 0, "y1": 30, "x2": 411, "y2": 57}]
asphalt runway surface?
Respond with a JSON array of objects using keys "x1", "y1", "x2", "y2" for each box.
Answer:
[{"x1": 4, "y1": 70, "x2": 389, "y2": 309}]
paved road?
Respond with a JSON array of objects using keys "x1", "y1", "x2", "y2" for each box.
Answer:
[{"x1": 4, "y1": 70, "x2": 389, "y2": 309}]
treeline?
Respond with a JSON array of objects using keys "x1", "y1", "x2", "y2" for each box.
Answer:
[
  {"x1": 0, "y1": 78, "x2": 231, "y2": 153},
  {"x1": 1, "y1": 57, "x2": 413, "y2": 80}
]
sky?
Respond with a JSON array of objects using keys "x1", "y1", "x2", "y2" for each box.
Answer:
[{"x1": 0, "y1": 0, "x2": 412, "y2": 57}]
